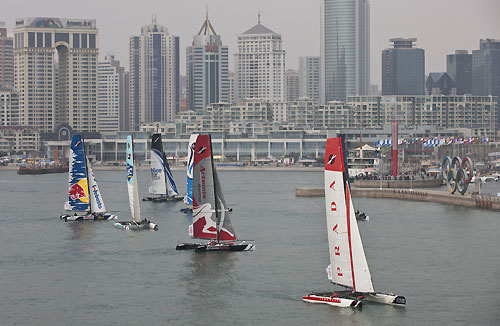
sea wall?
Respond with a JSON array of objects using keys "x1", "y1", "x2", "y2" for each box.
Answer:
[
  {"x1": 353, "y1": 178, "x2": 442, "y2": 188},
  {"x1": 296, "y1": 187, "x2": 500, "y2": 210}
]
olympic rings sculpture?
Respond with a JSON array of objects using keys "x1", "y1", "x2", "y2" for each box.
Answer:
[{"x1": 441, "y1": 156, "x2": 474, "y2": 195}]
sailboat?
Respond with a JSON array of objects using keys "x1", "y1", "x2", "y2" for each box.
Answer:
[
  {"x1": 303, "y1": 137, "x2": 405, "y2": 308},
  {"x1": 176, "y1": 134, "x2": 254, "y2": 251},
  {"x1": 114, "y1": 135, "x2": 158, "y2": 231},
  {"x1": 143, "y1": 133, "x2": 184, "y2": 202},
  {"x1": 60, "y1": 134, "x2": 117, "y2": 221},
  {"x1": 180, "y1": 133, "x2": 198, "y2": 214}
]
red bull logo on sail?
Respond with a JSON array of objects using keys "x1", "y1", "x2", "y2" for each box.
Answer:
[{"x1": 69, "y1": 179, "x2": 89, "y2": 203}]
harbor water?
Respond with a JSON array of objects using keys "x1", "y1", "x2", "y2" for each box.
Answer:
[{"x1": 1, "y1": 169, "x2": 500, "y2": 325}]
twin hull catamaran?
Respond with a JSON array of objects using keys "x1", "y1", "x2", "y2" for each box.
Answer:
[
  {"x1": 302, "y1": 137, "x2": 405, "y2": 308},
  {"x1": 61, "y1": 135, "x2": 117, "y2": 221},
  {"x1": 176, "y1": 135, "x2": 254, "y2": 252},
  {"x1": 143, "y1": 133, "x2": 184, "y2": 202},
  {"x1": 114, "y1": 135, "x2": 158, "y2": 231}
]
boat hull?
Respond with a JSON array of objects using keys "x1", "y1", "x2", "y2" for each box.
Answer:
[
  {"x1": 364, "y1": 293, "x2": 406, "y2": 306},
  {"x1": 114, "y1": 220, "x2": 158, "y2": 231},
  {"x1": 61, "y1": 214, "x2": 117, "y2": 221},
  {"x1": 18, "y1": 166, "x2": 68, "y2": 175},
  {"x1": 302, "y1": 293, "x2": 362, "y2": 308},
  {"x1": 194, "y1": 242, "x2": 255, "y2": 252},
  {"x1": 142, "y1": 195, "x2": 185, "y2": 202},
  {"x1": 175, "y1": 242, "x2": 202, "y2": 250},
  {"x1": 180, "y1": 208, "x2": 192, "y2": 214}
]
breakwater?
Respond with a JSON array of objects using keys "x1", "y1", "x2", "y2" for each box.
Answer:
[
  {"x1": 296, "y1": 187, "x2": 500, "y2": 210},
  {"x1": 353, "y1": 178, "x2": 442, "y2": 188}
]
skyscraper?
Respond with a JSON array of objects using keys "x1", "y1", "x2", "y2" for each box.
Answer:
[
  {"x1": 235, "y1": 15, "x2": 285, "y2": 102},
  {"x1": 14, "y1": 17, "x2": 99, "y2": 132},
  {"x1": 472, "y1": 39, "x2": 500, "y2": 97},
  {"x1": 382, "y1": 38, "x2": 425, "y2": 95},
  {"x1": 285, "y1": 69, "x2": 299, "y2": 103},
  {"x1": 98, "y1": 54, "x2": 127, "y2": 134},
  {"x1": 0, "y1": 22, "x2": 14, "y2": 89},
  {"x1": 129, "y1": 18, "x2": 179, "y2": 131},
  {"x1": 186, "y1": 12, "x2": 229, "y2": 111},
  {"x1": 447, "y1": 50, "x2": 472, "y2": 95},
  {"x1": 299, "y1": 56, "x2": 320, "y2": 102},
  {"x1": 321, "y1": 0, "x2": 370, "y2": 103}
]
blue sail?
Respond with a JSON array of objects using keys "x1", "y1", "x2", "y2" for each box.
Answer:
[
  {"x1": 67, "y1": 135, "x2": 90, "y2": 211},
  {"x1": 164, "y1": 155, "x2": 178, "y2": 196},
  {"x1": 185, "y1": 134, "x2": 198, "y2": 204}
]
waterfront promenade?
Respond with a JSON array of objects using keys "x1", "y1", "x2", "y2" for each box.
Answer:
[{"x1": 296, "y1": 187, "x2": 500, "y2": 210}]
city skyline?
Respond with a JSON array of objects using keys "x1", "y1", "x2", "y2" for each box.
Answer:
[{"x1": 1, "y1": 0, "x2": 499, "y2": 87}]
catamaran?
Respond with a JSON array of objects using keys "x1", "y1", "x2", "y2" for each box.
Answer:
[
  {"x1": 176, "y1": 134, "x2": 254, "y2": 251},
  {"x1": 60, "y1": 134, "x2": 117, "y2": 221},
  {"x1": 143, "y1": 133, "x2": 184, "y2": 202},
  {"x1": 114, "y1": 135, "x2": 158, "y2": 231},
  {"x1": 180, "y1": 133, "x2": 198, "y2": 214},
  {"x1": 303, "y1": 137, "x2": 405, "y2": 308}
]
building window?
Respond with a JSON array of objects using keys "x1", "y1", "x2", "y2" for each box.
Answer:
[
  {"x1": 73, "y1": 34, "x2": 80, "y2": 48},
  {"x1": 81, "y1": 33, "x2": 87, "y2": 48},
  {"x1": 89, "y1": 34, "x2": 96, "y2": 49},
  {"x1": 55, "y1": 33, "x2": 69, "y2": 44},
  {"x1": 37, "y1": 32, "x2": 43, "y2": 47},
  {"x1": 28, "y1": 32, "x2": 35, "y2": 47},
  {"x1": 45, "y1": 33, "x2": 52, "y2": 47}
]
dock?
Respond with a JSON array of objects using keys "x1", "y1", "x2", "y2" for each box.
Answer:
[{"x1": 296, "y1": 187, "x2": 500, "y2": 210}]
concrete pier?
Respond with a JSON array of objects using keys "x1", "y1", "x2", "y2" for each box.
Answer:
[{"x1": 296, "y1": 187, "x2": 500, "y2": 210}]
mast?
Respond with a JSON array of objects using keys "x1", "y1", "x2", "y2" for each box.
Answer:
[
  {"x1": 82, "y1": 135, "x2": 92, "y2": 214},
  {"x1": 209, "y1": 134, "x2": 220, "y2": 243}
]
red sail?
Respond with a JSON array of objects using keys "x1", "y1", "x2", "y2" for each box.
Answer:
[
  {"x1": 192, "y1": 135, "x2": 217, "y2": 240},
  {"x1": 325, "y1": 137, "x2": 345, "y2": 173}
]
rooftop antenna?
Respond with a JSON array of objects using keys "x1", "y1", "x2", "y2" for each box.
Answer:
[
  {"x1": 258, "y1": 11, "x2": 261, "y2": 24},
  {"x1": 152, "y1": 13, "x2": 157, "y2": 24}
]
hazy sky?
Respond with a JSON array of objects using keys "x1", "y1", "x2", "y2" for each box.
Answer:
[{"x1": 2, "y1": 0, "x2": 499, "y2": 87}]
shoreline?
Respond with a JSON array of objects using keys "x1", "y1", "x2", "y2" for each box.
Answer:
[{"x1": 0, "y1": 165, "x2": 323, "y2": 172}]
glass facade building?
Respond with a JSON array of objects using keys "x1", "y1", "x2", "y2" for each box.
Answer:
[{"x1": 321, "y1": 0, "x2": 370, "y2": 103}]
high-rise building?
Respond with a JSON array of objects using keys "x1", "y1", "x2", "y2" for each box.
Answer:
[
  {"x1": 472, "y1": 39, "x2": 500, "y2": 97},
  {"x1": 235, "y1": 15, "x2": 285, "y2": 102},
  {"x1": 13, "y1": 17, "x2": 98, "y2": 133},
  {"x1": 426, "y1": 72, "x2": 456, "y2": 95},
  {"x1": 98, "y1": 55, "x2": 128, "y2": 134},
  {"x1": 129, "y1": 18, "x2": 179, "y2": 131},
  {"x1": 0, "y1": 22, "x2": 14, "y2": 88},
  {"x1": 186, "y1": 13, "x2": 229, "y2": 111},
  {"x1": 382, "y1": 38, "x2": 425, "y2": 95},
  {"x1": 285, "y1": 69, "x2": 299, "y2": 103},
  {"x1": 321, "y1": 0, "x2": 370, "y2": 103},
  {"x1": 0, "y1": 87, "x2": 19, "y2": 126},
  {"x1": 228, "y1": 71, "x2": 235, "y2": 104},
  {"x1": 447, "y1": 50, "x2": 472, "y2": 95},
  {"x1": 299, "y1": 56, "x2": 320, "y2": 102}
]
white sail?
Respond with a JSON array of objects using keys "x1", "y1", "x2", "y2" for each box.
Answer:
[
  {"x1": 324, "y1": 138, "x2": 373, "y2": 293},
  {"x1": 87, "y1": 157, "x2": 107, "y2": 214},
  {"x1": 149, "y1": 149, "x2": 167, "y2": 195},
  {"x1": 126, "y1": 136, "x2": 142, "y2": 223}
]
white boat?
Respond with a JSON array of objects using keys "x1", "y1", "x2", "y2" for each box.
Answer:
[
  {"x1": 176, "y1": 134, "x2": 254, "y2": 251},
  {"x1": 114, "y1": 135, "x2": 158, "y2": 231},
  {"x1": 143, "y1": 133, "x2": 184, "y2": 202},
  {"x1": 180, "y1": 133, "x2": 198, "y2": 214},
  {"x1": 60, "y1": 134, "x2": 117, "y2": 221},
  {"x1": 303, "y1": 137, "x2": 405, "y2": 308}
]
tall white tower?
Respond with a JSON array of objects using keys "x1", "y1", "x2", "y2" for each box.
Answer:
[
  {"x1": 235, "y1": 14, "x2": 285, "y2": 102},
  {"x1": 129, "y1": 17, "x2": 179, "y2": 131}
]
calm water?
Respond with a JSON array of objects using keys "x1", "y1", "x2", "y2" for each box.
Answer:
[{"x1": 1, "y1": 169, "x2": 500, "y2": 326}]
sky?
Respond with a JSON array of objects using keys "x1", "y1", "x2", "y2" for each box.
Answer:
[{"x1": 2, "y1": 0, "x2": 499, "y2": 87}]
